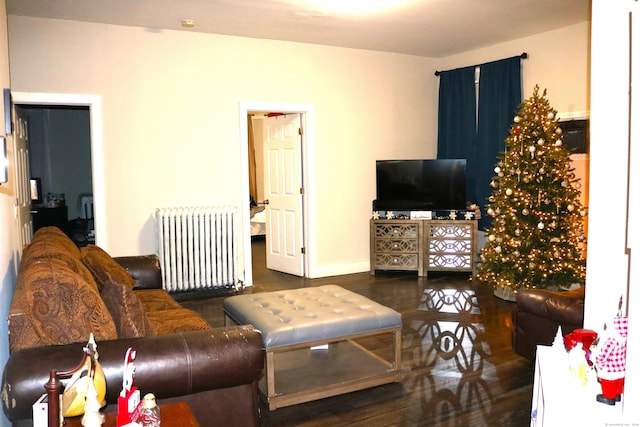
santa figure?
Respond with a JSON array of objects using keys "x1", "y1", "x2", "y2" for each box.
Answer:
[{"x1": 592, "y1": 315, "x2": 628, "y2": 405}]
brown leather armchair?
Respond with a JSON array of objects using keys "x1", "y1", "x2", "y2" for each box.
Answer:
[{"x1": 511, "y1": 286, "x2": 585, "y2": 360}]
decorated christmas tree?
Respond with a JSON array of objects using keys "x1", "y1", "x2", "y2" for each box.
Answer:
[{"x1": 477, "y1": 85, "x2": 587, "y2": 295}]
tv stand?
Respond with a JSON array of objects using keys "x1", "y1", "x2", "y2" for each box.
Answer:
[{"x1": 370, "y1": 219, "x2": 477, "y2": 277}]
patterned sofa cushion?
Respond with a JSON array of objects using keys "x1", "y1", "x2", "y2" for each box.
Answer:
[
  {"x1": 10, "y1": 226, "x2": 213, "y2": 351},
  {"x1": 81, "y1": 245, "x2": 136, "y2": 291},
  {"x1": 146, "y1": 309, "x2": 212, "y2": 335},
  {"x1": 22, "y1": 259, "x2": 117, "y2": 349},
  {"x1": 101, "y1": 281, "x2": 153, "y2": 338},
  {"x1": 134, "y1": 289, "x2": 184, "y2": 312},
  {"x1": 9, "y1": 227, "x2": 103, "y2": 352},
  {"x1": 21, "y1": 239, "x2": 99, "y2": 292},
  {"x1": 30, "y1": 226, "x2": 81, "y2": 258}
]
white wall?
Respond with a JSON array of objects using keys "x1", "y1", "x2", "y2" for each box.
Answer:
[
  {"x1": 438, "y1": 22, "x2": 590, "y2": 118},
  {"x1": 0, "y1": 2, "x2": 18, "y2": 425},
  {"x1": 0, "y1": 10, "x2": 595, "y2": 426},
  {"x1": 5, "y1": 17, "x2": 591, "y2": 281},
  {"x1": 7, "y1": 16, "x2": 438, "y2": 279},
  {"x1": 437, "y1": 21, "x2": 592, "y2": 250}
]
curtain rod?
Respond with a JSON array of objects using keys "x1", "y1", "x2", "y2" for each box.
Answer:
[{"x1": 434, "y1": 52, "x2": 528, "y2": 77}]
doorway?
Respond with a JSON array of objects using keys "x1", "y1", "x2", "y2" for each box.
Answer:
[
  {"x1": 239, "y1": 102, "x2": 315, "y2": 286},
  {"x1": 19, "y1": 104, "x2": 93, "y2": 245},
  {"x1": 12, "y1": 92, "x2": 105, "y2": 246}
]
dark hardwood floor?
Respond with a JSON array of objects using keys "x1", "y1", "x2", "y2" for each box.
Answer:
[{"x1": 181, "y1": 239, "x2": 534, "y2": 426}]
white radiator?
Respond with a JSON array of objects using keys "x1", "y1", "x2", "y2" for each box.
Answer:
[{"x1": 155, "y1": 206, "x2": 239, "y2": 292}]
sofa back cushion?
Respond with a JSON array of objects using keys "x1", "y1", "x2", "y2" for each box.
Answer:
[
  {"x1": 81, "y1": 244, "x2": 154, "y2": 338},
  {"x1": 81, "y1": 245, "x2": 136, "y2": 291},
  {"x1": 31, "y1": 226, "x2": 81, "y2": 258},
  {"x1": 101, "y1": 281, "x2": 153, "y2": 338},
  {"x1": 21, "y1": 259, "x2": 117, "y2": 349},
  {"x1": 20, "y1": 239, "x2": 99, "y2": 293},
  {"x1": 9, "y1": 227, "x2": 118, "y2": 352}
]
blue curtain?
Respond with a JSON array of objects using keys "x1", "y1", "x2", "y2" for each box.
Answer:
[
  {"x1": 436, "y1": 66, "x2": 476, "y2": 214},
  {"x1": 437, "y1": 66, "x2": 476, "y2": 160},
  {"x1": 436, "y1": 56, "x2": 522, "y2": 228},
  {"x1": 476, "y1": 56, "x2": 522, "y2": 229}
]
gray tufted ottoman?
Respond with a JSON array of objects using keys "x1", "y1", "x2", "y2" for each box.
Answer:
[{"x1": 223, "y1": 284, "x2": 402, "y2": 410}]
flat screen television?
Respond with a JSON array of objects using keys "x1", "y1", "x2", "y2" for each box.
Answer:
[{"x1": 375, "y1": 159, "x2": 467, "y2": 211}]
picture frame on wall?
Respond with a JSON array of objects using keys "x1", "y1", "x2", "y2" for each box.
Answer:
[{"x1": 3, "y1": 88, "x2": 11, "y2": 135}]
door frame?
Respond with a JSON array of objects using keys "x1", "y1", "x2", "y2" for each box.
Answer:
[
  {"x1": 12, "y1": 92, "x2": 104, "y2": 246},
  {"x1": 239, "y1": 102, "x2": 315, "y2": 286}
]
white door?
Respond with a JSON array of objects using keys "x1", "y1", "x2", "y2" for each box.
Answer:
[
  {"x1": 14, "y1": 106, "x2": 32, "y2": 248},
  {"x1": 263, "y1": 113, "x2": 304, "y2": 275}
]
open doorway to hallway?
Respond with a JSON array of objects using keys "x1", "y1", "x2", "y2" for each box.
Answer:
[
  {"x1": 18, "y1": 104, "x2": 94, "y2": 246},
  {"x1": 247, "y1": 112, "x2": 304, "y2": 277},
  {"x1": 12, "y1": 92, "x2": 105, "y2": 247},
  {"x1": 239, "y1": 102, "x2": 315, "y2": 287}
]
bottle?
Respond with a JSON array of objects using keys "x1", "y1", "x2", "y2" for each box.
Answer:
[{"x1": 140, "y1": 393, "x2": 160, "y2": 427}]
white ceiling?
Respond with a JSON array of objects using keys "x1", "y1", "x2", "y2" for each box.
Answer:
[{"x1": 6, "y1": 0, "x2": 591, "y2": 58}]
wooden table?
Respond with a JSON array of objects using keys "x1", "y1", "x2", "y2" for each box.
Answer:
[{"x1": 63, "y1": 401, "x2": 200, "y2": 427}]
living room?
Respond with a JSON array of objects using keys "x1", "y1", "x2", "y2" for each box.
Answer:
[{"x1": 0, "y1": 0, "x2": 638, "y2": 425}]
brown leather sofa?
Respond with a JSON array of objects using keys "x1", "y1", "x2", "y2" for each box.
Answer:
[
  {"x1": 2, "y1": 227, "x2": 265, "y2": 427},
  {"x1": 511, "y1": 286, "x2": 585, "y2": 360}
]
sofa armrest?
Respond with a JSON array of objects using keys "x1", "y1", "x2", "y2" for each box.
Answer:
[
  {"x1": 515, "y1": 286, "x2": 585, "y2": 326},
  {"x1": 2, "y1": 325, "x2": 265, "y2": 422},
  {"x1": 114, "y1": 254, "x2": 163, "y2": 290}
]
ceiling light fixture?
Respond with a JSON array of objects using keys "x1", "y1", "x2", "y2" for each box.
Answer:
[
  {"x1": 181, "y1": 19, "x2": 195, "y2": 28},
  {"x1": 308, "y1": 0, "x2": 408, "y2": 14}
]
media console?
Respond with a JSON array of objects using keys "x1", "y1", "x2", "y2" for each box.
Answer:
[{"x1": 370, "y1": 219, "x2": 478, "y2": 277}]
